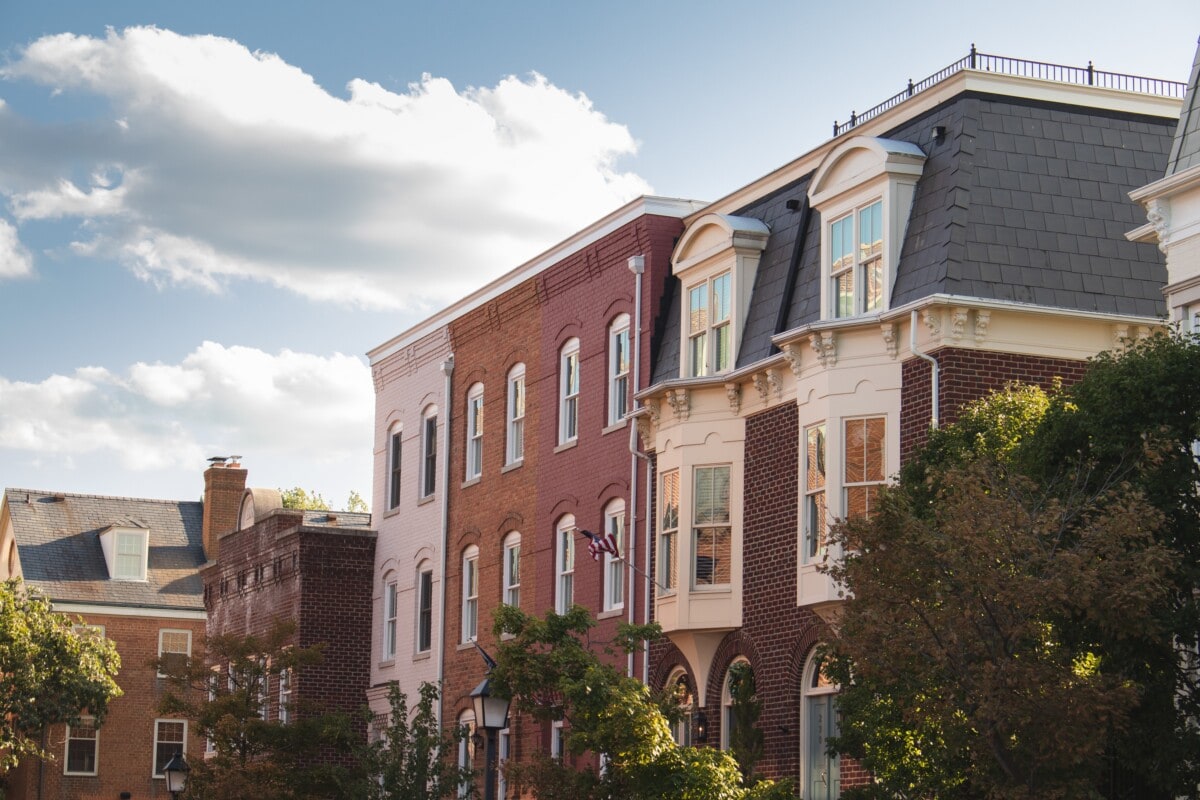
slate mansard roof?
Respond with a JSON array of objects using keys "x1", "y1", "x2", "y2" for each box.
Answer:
[
  {"x1": 4, "y1": 488, "x2": 206, "y2": 611},
  {"x1": 1167, "y1": 41, "x2": 1200, "y2": 175},
  {"x1": 651, "y1": 89, "x2": 1177, "y2": 384}
]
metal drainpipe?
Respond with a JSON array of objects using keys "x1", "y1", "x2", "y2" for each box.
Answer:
[
  {"x1": 910, "y1": 310, "x2": 939, "y2": 429},
  {"x1": 436, "y1": 355, "x2": 454, "y2": 727},
  {"x1": 626, "y1": 255, "x2": 644, "y2": 680}
]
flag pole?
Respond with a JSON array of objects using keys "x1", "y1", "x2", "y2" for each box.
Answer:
[{"x1": 573, "y1": 527, "x2": 670, "y2": 594}]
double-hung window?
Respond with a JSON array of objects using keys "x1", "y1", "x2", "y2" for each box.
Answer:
[
  {"x1": 65, "y1": 717, "x2": 98, "y2": 775},
  {"x1": 421, "y1": 408, "x2": 437, "y2": 498},
  {"x1": 503, "y1": 533, "x2": 521, "y2": 608},
  {"x1": 153, "y1": 720, "x2": 186, "y2": 778},
  {"x1": 417, "y1": 567, "x2": 433, "y2": 653},
  {"x1": 158, "y1": 629, "x2": 191, "y2": 678},
  {"x1": 556, "y1": 516, "x2": 576, "y2": 613},
  {"x1": 278, "y1": 668, "x2": 292, "y2": 724},
  {"x1": 383, "y1": 581, "x2": 398, "y2": 660},
  {"x1": 844, "y1": 417, "x2": 886, "y2": 520},
  {"x1": 559, "y1": 339, "x2": 580, "y2": 444},
  {"x1": 803, "y1": 425, "x2": 827, "y2": 562},
  {"x1": 687, "y1": 272, "x2": 732, "y2": 377},
  {"x1": 466, "y1": 384, "x2": 483, "y2": 480},
  {"x1": 461, "y1": 546, "x2": 478, "y2": 643},
  {"x1": 506, "y1": 364, "x2": 525, "y2": 465},
  {"x1": 692, "y1": 466, "x2": 731, "y2": 588},
  {"x1": 608, "y1": 315, "x2": 630, "y2": 426},
  {"x1": 830, "y1": 200, "x2": 883, "y2": 318},
  {"x1": 388, "y1": 426, "x2": 402, "y2": 509},
  {"x1": 658, "y1": 470, "x2": 679, "y2": 594},
  {"x1": 114, "y1": 530, "x2": 147, "y2": 580},
  {"x1": 603, "y1": 501, "x2": 625, "y2": 611}
]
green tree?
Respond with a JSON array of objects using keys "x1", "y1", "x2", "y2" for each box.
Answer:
[
  {"x1": 826, "y1": 332, "x2": 1200, "y2": 798},
  {"x1": 158, "y1": 621, "x2": 371, "y2": 800},
  {"x1": 345, "y1": 490, "x2": 369, "y2": 514},
  {"x1": 491, "y1": 605, "x2": 793, "y2": 800},
  {"x1": 0, "y1": 578, "x2": 122, "y2": 772},
  {"x1": 366, "y1": 681, "x2": 473, "y2": 800},
  {"x1": 726, "y1": 661, "x2": 763, "y2": 780},
  {"x1": 279, "y1": 487, "x2": 330, "y2": 510}
]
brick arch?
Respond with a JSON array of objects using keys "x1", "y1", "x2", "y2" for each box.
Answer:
[
  {"x1": 706, "y1": 629, "x2": 764, "y2": 711},
  {"x1": 785, "y1": 620, "x2": 832, "y2": 704},
  {"x1": 649, "y1": 639, "x2": 690, "y2": 690}
]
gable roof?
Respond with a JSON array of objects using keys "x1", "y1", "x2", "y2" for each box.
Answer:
[
  {"x1": 1167, "y1": 40, "x2": 1200, "y2": 176},
  {"x1": 3, "y1": 488, "x2": 205, "y2": 611}
]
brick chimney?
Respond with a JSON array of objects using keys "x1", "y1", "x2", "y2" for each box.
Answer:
[{"x1": 202, "y1": 456, "x2": 247, "y2": 562}]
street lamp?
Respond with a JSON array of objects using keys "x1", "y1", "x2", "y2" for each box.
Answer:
[
  {"x1": 470, "y1": 676, "x2": 511, "y2": 800},
  {"x1": 162, "y1": 752, "x2": 190, "y2": 799}
]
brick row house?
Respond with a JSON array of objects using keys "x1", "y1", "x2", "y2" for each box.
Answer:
[
  {"x1": 366, "y1": 196, "x2": 702, "y2": 783},
  {"x1": 0, "y1": 488, "x2": 208, "y2": 799},
  {"x1": 366, "y1": 49, "x2": 1191, "y2": 797}
]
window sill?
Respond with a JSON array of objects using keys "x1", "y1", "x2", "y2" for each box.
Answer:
[
  {"x1": 378, "y1": 658, "x2": 396, "y2": 668},
  {"x1": 501, "y1": 459, "x2": 523, "y2": 474},
  {"x1": 656, "y1": 590, "x2": 678, "y2": 599},
  {"x1": 417, "y1": 494, "x2": 437, "y2": 506},
  {"x1": 601, "y1": 420, "x2": 628, "y2": 435},
  {"x1": 597, "y1": 607, "x2": 625, "y2": 620},
  {"x1": 456, "y1": 640, "x2": 479, "y2": 651},
  {"x1": 384, "y1": 506, "x2": 402, "y2": 518},
  {"x1": 461, "y1": 476, "x2": 481, "y2": 489},
  {"x1": 554, "y1": 439, "x2": 578, "y2": 454},
  {"x1": 689, "y1": 585, "x2": 732, "y2": 594},
  {"x1": 413, "y1": 651, "x2": 431, "y2": 661}
]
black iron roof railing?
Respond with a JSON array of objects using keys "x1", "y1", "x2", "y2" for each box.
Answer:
[{"x1": 833, "y1": 44, "x2": 1188, "y2": 137}]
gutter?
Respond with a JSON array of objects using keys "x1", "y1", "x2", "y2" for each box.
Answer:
[{"x1": 910, "y1": 310, "x2": 939, "y2": 430}]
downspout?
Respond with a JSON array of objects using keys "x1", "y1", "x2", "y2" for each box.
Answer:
[
  {"x1": 626, "y1": 255, "x2": 644, "y2": 680},
  {"x1": 910, "y1": 310, "x2": 939, "y2": 429},
  {"x1": 436, "y1": 355, "x2": 454, "y2": 727}
]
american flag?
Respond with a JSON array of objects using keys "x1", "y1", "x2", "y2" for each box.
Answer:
[{"x1": 581, "y1": 529, "x2": 620, "y2": 561}]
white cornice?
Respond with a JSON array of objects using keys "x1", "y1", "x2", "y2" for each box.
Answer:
[
  {"x1": 51, "y1": 602, "x2": 206, "y2": 620},
  {"x1": 690, "y1": 71, "x2": 1181, "y2": 223},
  {"x1": 368, "y1": 195, "x2": 707, "y2": 364},
  {"x1": 1129, "y1": 162, "x2": 1200, "y2": 203}
]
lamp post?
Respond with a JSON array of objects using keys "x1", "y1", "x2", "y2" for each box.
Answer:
[
  {"x1": 162, "y1": 752, "x2": 189, "y2": 799},
  {"x1": 470, "y1": 676, "x2": 510, "y2": 800}
]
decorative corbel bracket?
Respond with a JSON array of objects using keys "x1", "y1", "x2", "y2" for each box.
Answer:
[
  {"x1": 646, "y1": 399, "x2": 661, "y2": 426},
  {"x1": 879, "y1": 323, "x2": 898, "y2": 359},
  {"x1": 974, "y1": 310, "x2": 991, "y2": 343},
  {"x1": 782, "y1": 343, "x2": 803, "y2": 377},
  {"x1": 766, "y1": 367, "x2": 782, "y2": 398},
  {"x1": 752, "y1": 372, "x2": 769, "y2": 404},
  {"x1": 922, "y1": 308, "x2": 941, "y2": 342},
  {"x1": 1146, "y1": 198, "x2": 1170, "y2": 254},
  {"x1": 636, "y1": 416, "x2": 653, "y2": 450},
  {"x1": 666, "y1": 388, "x2": 691, "y2": 420},
  {"x1": 951, "y1": 307, "x2": 969, "y2": 343},
  {"x1": 725, "y1": 382, "x2": 741, "y2": 415},
  {"x1": 371, "y1": 363, "x2": 385, "y2": 393},
  {"x1": 809, "y1": 331, "x2": 838, "y2": 368}
]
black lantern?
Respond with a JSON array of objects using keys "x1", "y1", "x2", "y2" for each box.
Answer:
[
  {"x1": 162, "y1": 752, "x2": 190, "y2": 798},
  {"x1": 695, "y1": 709, "x2": 709, "y2": 744},
  {"x1": 470, "y1": 677, "x2": 511, "y2": 800}
]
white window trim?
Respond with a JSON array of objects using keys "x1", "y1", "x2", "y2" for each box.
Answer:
[
  {"x1": 801, "y1": 649, "x2": 841, "y2": 799},
  {"x1": 498, "y1": 727, "x2": 511, "y2": 799},
  {"x1": 558, "y1": 339, "x2": 580, "y2": 445},
  {"x1": 157, "y1": 628, "x2": 192, "y2": 678},
  {"x1": 256, "y1": 656, "x2": 269, "y2": 720},
  {"x1": 416, "y1": 566, "x2": 434, "y2": 654},
  {"x1": 388, "y1": 425, "x2": 403, "y2": 510},
  {"x1": 803, "y1": 423, "x2": 827, "y2": 565},
  {"x1": 462, "y1": 546, "x2": 479, "y2": 643},
  {"x1": 457, "y1": 711, "x2": 475, "y2": 798},
  {"x1": 827, "y1": 200, "x2": 884, "y2": 319},
  {"x1": 420, "y1": 406, "x2": 438, "y2": 498},
  {"x1": 64, "y1": 716, "x2": 98, "y2": 776},
  {"x1": 383, "y1": 579, "x2": 398, "y2": 661},
  {"x1": 556, "y1": 515, "x2": 576, "y2": 614},
  {"x1": 720, "y1": 657, "x2": 750, "y2": 752},
  {"x1": 608, "y1": 315, "x2": 631, "y2": 426},
  {"x1": 278, "y1": 667, "x2": 292, "y2": 725},
  {"x1": 658, "y1": 469, "x2": 679, "y2": 595},
  {"x1": 602, "y1": 501, "x2": 625, "y2": 612},
  {"x1": 842, "y1": 415, "x2": 887, "y2": 521},
  {"x1": 466, "y1": 383, "x2": 484, "y2": 480},
  {"x1": 152, "y1": 719, "x2": 187, "y2": 778},
  {"x1": 551, "y1": 720, "x2": 566, "y2": 759},
  {"x1": 692, "y1": 465, "x2": 732, "y2": 590},
  {"x1": 502, "y1": 532, "x2": 521, "y2": 608},
  {"x1": 667, "y1": 668, "x2": 693, "y2": 747},
  {"x1": 686, "y1": 272, "x2": 733, "y2": 377},
  {"x1": 506, "y1": 364, "x2": 526, "y2": 465}
]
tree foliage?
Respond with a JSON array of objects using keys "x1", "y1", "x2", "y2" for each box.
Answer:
[
  {"x1": 0, "y1": 578, "x2": 122, "y2": 771},
  {"x1": 826, "y1": 332, "x2": 1200, "y2": 799},
  {"x1": 490, "y1": 605, "x2": 792, "y2": 800},
  {"x1": 345, "y1": 490, "x2": 369, "y2": 514},
  {"x1": 366, "y1": 681, "x2": 473, "y2": 800},
  {"x1": 158, "y1": 621, "x2": 371, "y2": 799},
  {"x1": 278, "y1": 487, "x2": 330, "y2": 511},
  {"x1": 726, "y1": 661, "x2": 763, "y2": 780}
]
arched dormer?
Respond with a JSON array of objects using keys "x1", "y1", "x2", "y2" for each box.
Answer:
[
  {"x1": 238, "y1": 488, "x2": 283, "y2": 531},
  {"x1": 672, "y1": 214, "x2": 770, "y2": 379},
  {"x1": 808, "y1": 136, "x2": 925, "y2": 321}
]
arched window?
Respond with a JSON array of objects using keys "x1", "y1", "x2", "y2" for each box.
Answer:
[
  {"x1": 457, "y1": 710, "x2": 475, "y2": 798},
  {"x1": 420, "y1": 405, "x2": 438, "y2": 498},
  {"x1": 415, "y1": 561, "x2": 433, "y2": 654},
  {"x1": 555, "y1": 515, "x2": 576, "y2": 614},
  {"x1": 506, "y1": 363, "x2": 526, "y2": 465},
  {"x1": 666, "y1": 668, "x2": 694, "y2": 746},
  {"x1": 465, "y1": 383, "x2": 484, "y2": 480},
  {"x1": 607, "y1": 314, "x2": 630, "y2": 426},
  {"x1": 502, "y1": 532, "x2": 521, "y2": 608},
  {"x1": 558, "y1": 338, "x2": 580, "y2": 444},
  {"x1": 461, "y1": 545, "x2": 479, "y2": 643},
  {"x1": 802, "y1": 650, "x2": 840, "y2": 799},
  {"x1": 381, "y1": 571, "x2": 398, "y2": 661},
  {"x1": 602, "y1": 499, "x2": 625, "y2": 612},
  {"x1": 387, "y1": 422, "x2": 403, "y2": 510},
  {"x1": 720, "y1": 657, "x2": 750, "y2": 751}
]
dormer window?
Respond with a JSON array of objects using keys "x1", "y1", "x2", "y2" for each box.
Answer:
[
  {"x1": 671, "y1": 214, "x2": 769, "y2": 380},
  {"x1": 809, "y1": 136, "x2": 925, "y2": 321},
  {"x1": 99, "y1": 526, "x2": 148, "y2": 581},
  {"x1": 688, "y1": 273, "x2": 732, "y2": 377}
]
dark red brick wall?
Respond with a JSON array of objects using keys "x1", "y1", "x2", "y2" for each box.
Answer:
[
  {"x1": 901, "y1": 347, "x2": 1088, "y2": 459},
  {"x1": 202, "y1": 463, "x2": 247, "y2": 561},
  {"x1": 8, "y1": 612, "x2": 206, "y2": 800}
]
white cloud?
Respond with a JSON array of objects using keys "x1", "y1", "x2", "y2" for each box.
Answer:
[
  {"x1": 0, "y1": 218, "x2": 33, "y2": 277},
  {"x1": 0, "y1": 26, "x2": 652, "y2": 306},
  {"x1": 0, "y1": 342, "x2": 373, "y2": 501}
]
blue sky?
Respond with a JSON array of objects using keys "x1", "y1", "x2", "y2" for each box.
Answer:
[{"x1": 1, "y1": 1, "x2": 1197, "y2": 507}]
